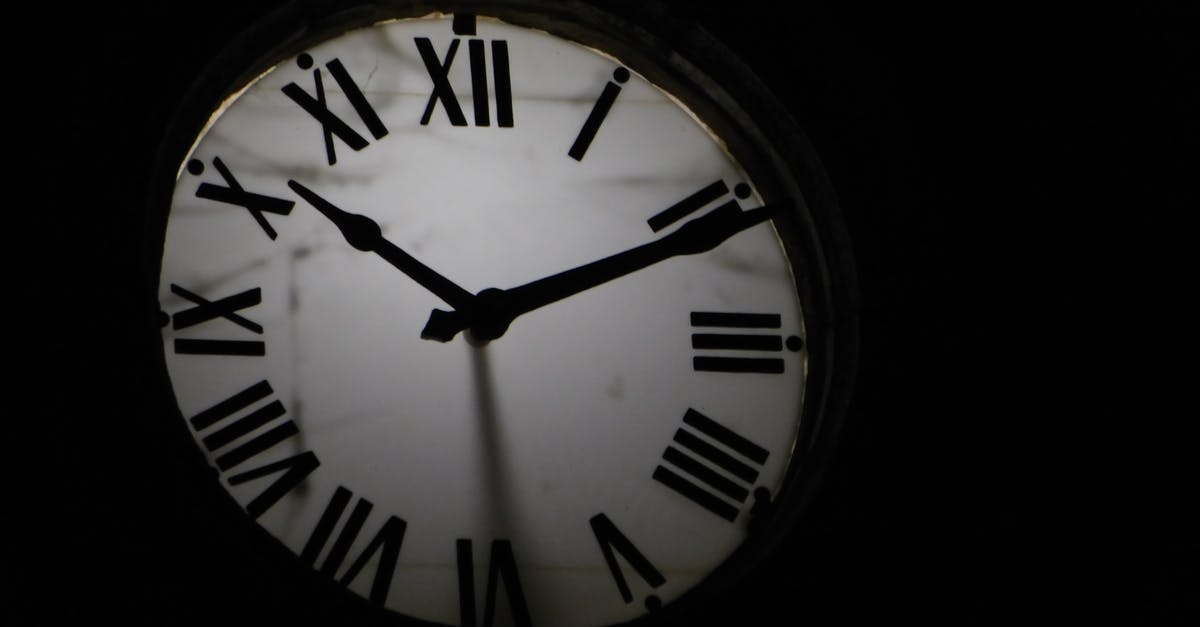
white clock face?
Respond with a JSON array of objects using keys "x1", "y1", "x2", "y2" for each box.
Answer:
[{"x1": 159, "y1": 13, "x2": 808, "y2": 627}]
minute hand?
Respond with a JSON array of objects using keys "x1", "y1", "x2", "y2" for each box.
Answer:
[{"x1": 422, "y1": 201, "x2": 786, "y2": 342}]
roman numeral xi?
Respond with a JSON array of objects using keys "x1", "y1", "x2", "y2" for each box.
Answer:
[
  {"x1": 653, "y1": 409, "x2": 769, "y2": 522},
  {"x1": 283, "y1": 54, "x2": 389, "y2": 165}
]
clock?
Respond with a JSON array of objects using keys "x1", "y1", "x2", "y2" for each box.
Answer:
[{"x1": 147, "y1": 1, "x2": 858, "y2": 625}]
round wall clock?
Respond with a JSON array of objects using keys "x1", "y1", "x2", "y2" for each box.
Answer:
[{"x1": 147, "y1": 1, "x2": 858, "y2": 625}]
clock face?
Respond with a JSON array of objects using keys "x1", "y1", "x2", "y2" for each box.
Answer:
[{"x1": 157, "y1": 9, "x2": 822, "y2": 627}]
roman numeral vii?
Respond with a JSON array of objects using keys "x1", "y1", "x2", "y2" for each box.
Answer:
[{"x1": 301, "y1": 486, "x2": 407, "y2": 605}]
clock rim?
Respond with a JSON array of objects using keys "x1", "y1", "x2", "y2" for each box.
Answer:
[{"x1": 142, "y1": 1, "x2": 861, "y2": 625}]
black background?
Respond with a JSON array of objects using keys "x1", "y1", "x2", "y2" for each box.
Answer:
[{"x1": 19, "y1": 0, "x2": 1195, "y2": 625}]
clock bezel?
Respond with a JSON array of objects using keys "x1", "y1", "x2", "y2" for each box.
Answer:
[{"x1": 143, "y1": 1, "x2": 860, "y2": 625}]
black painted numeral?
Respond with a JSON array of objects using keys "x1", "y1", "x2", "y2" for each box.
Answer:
[
  {"x1": 568, "y1": 67, "x2": 630, "y2": 161},
  {"x1": 589, "y1": 513, "x2": 666, "y2": 608},
  {"x1": 301, "y1": 486, "x2": 407, "y2": 605},
  {"x1": 457, "y1": 539, "x2": 532, "y2": 627},
  {"x1": 168, "y1": 284, "x2": 265, "y2": 356},
  {"x1": 282, "y1": 54, "x2": 389, "y2": 165},
  {"x1": 690, "y1": 311, "x2": 802, "y2": 374},
  {"x1": 416, "y1": 35, "x2": 513, "y2": 128},
  {"x1": 652, "y1": 409, "x2": 769, "y2": 522},
  {"x1": 191, "y1": 157, "x2": 294, "y2": 239},
  {"x1": 647, "y1": 180, "x2": 753, "y2": 233},
  {"x1": 190, "y1": 380, "x2": 319, "y2": 518}
]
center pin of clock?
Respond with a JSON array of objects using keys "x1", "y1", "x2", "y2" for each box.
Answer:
[{"x1": 464, "y1": 287, "x2": 514, "y2": 345}]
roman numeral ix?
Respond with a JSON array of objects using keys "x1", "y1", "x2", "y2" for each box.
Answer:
[
  {"x1": 690, "y1": 311, "x2": 803, "y2": 374},
  {"x1": 652, "y1": 409, "x2": 769, "y2": 522},
  {"x1": 283, "y1": 54, "x2": 389, "y2": 165},
  {"x1": 168, "y1": 284, "x2": 265, "y2": 356},
  {"x1": 302, "y1": 485, "x2": 407, "y2": 605},
  {"x1": 189, "y1": 380, "x2": 319, "y2": 519}
]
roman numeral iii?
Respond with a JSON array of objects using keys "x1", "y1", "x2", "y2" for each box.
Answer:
[
  {"x1": 652, "y1": 409, "x2": 769, "y2": 522},
  {"x1": 282, "y1": 54, "x2": 389, "y2": 165},
  {"x1": 189, "y1": 380, "x2": 320, "y2": 519},
  {"x1": 690, "y1": 311, "x2": 803, "y2": 374},
  {"x1": 167, "y1": 284, "x2": 265, "y2": 356},
  {"x1": 302, "y1": 486, "x2": 408, "y2": 605}
]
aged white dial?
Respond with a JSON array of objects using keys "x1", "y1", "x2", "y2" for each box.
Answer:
[{"x1": 159, "y1": 12, "x2": 810, "y2": 627}]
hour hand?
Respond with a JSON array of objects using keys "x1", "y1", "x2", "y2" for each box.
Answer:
[{"x1": 287, "y1": 180, "x2": 478, "y2": 312}]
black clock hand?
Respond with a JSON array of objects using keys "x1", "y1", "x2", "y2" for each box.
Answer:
[
  {"x1": 288, "y1": 180, "x2": 479, "y2": 312},
  {"x1": 422, "y1": 201, "x2": 786, "y2": 342}
]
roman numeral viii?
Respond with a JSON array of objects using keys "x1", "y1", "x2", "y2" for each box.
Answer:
[
  {"x1": 282, "y1": 54, "x2": 389, "y2": 166},
  {"x1": 457, "y1": 539, "x2": 531, "y2": 627},
  {"x1": 415, "y1": 34, "x2": 513, "y2": 128},
  {"x1": 690, "y1": 311, "x2": 803, "y2": 374},
  {"x1": 167, "y1": 284, "x2": 264, "y2": 356},
  {"x1": 302, "y1": 485, "x2": 407, "y2": 606},
  {"x1": 189, "y1": 380, "x2": 319, "y2": 519},
  {"x1": 652, "y1": 409, "x2": 769, "y2": 522}
]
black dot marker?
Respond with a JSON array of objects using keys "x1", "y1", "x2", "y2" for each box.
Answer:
[
  {"x1": 297, "y1": 53, "x2": 313, "y2": 70},
  {"x1": 733, "y1": 182, "x2": 752, "y2": 199},
  {"x1": 786, "y1": 335, "x2": 803, "y2": 352},
  {"x1": 186, "y1": 159, "x2": 204, "y2": 175},
  {"x1": 645, "y1": 595, "x2": 662, "y2": 611},
  {"x1": 613, "y1": 67, "x2": 630, "y2": 84}
]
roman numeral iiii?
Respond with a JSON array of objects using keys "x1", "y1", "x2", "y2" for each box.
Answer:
[{"x1": 652, "y1": 409, "x2": 769, "y2": 522}]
